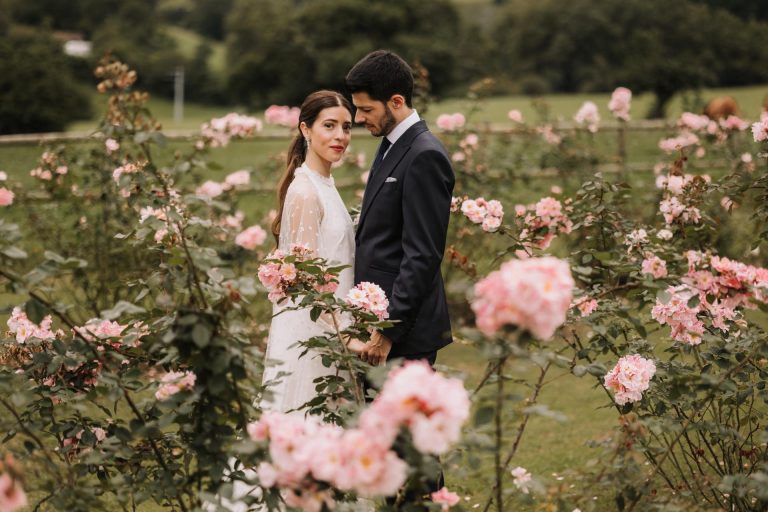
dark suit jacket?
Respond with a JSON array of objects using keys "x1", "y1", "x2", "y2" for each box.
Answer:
[{"x1": 354, "y1": 120, "x2": 455, "y2": 359}]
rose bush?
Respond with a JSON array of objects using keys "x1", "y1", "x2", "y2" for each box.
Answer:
[{"x1": 2, "y1": 60, "x2": 768, "y2": 512}]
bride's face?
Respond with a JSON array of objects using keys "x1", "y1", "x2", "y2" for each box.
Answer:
[{"x1": 302, "y1": 106, "x2": 352, "y2": 166}]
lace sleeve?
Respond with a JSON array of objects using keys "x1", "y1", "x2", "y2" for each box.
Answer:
[{"x1": 278, "y1": 175, "x2": 323, "y2": 253}]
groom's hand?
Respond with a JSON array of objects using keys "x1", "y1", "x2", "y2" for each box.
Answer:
[{"x1": 361, "y1": 330, "x2": 392, "y2": 366}]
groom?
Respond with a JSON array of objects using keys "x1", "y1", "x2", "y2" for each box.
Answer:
[{"x1": 346, "y1": 50, "x2": 454, "y2": 368}]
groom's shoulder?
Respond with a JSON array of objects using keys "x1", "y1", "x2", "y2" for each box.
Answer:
[{"x1": 412, "y1": 126, "x2": 449, "y2": 156}]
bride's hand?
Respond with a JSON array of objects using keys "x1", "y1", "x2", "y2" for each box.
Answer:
[{"x1": 345, "y1": 338, "x2": 367, "y2": 354}]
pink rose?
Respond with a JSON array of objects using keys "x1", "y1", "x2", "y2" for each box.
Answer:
[
  {"x1": 0, "y1": 187, "x2": 14, "y2": 206},
  {"x1": 235, "y1": 225, "x2": 267, "y2": 250},
  {"x1": 608, "y1": 87, "x2": 632, "y2": 121},
  {"x1": 223, "y1": 170, "x2": 251, "y2": 189},
  {"x1": 195, "y1": 180, "x2": 224, "y2": 198},
  {"x1": 431, "y1": 487, "x2": 461, "y2": 510},
  {"x1": 508, "y1": 109, "x2": 523, "y2": 123},
  {"x1": 436, "y1": 113, "x2": 466, "y2": 132},
  {"x1": 574, "y1": 101, "x2": 600, "y2": 133},
  {"x1": 472, "y1": 257, "x2": 574, "y2": 339},
  {"x1": 604, "y1": 354, "x2": 656, "y2": 405},
  {"x1": 641, "y1": 254, "x2": 668, "y2": 279},
  {"x1": 0, "y1": 473, "x2": 27, "y2": 512}
]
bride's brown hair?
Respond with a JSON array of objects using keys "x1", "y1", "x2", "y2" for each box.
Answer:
[{"x1": 272, "y1": 90, "x2": 353, "y2": 243}]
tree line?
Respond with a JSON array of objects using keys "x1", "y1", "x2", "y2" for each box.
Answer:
[{"x1": 2, "y1": 0, "x2": 768, "y2": 134}]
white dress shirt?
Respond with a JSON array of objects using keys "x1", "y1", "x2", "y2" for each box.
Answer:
[{"x1": 382, "y1": 110, "x2": 420, "y2": 159}]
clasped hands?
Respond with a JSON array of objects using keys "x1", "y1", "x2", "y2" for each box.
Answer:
[{"x1": 345, "y1": 330, "x2": 392, "y2": 366}]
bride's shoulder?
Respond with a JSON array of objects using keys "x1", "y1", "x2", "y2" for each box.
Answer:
[{"x1": 286, "y1": 170, "x2": 321, "y2": 203}]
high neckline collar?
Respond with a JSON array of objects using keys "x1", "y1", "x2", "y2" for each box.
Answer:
[{"x1": 298, "y1": 162, "x2": 334, "y2": 185}]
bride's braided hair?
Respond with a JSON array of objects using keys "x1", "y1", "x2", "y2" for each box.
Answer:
[{"x1": 272, "y1": 90, "x2": 353, "y2": 243}]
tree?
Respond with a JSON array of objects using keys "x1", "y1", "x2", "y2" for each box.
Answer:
[
  {"x1": 689, "y1": 0, "x2": 768, "y2": 21},
  {"x1": 224, "y1": 0, "x2": 461, "y2": 107},
  {"x1": 490, "y1": 0, "x2": 768, "y2": 117},
  {"x1": 0, "y1": 25, "x2": 92, "y2": 134},
  {"x1": 90, "y1": 0, "x2": 185, "y2": 97}
]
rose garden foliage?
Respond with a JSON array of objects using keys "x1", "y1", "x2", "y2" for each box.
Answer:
[{"x1": 1, "y1": 60, "x2": 768, "y2": 511}]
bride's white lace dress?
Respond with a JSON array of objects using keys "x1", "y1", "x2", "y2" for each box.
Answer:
[
  {"x1": 261, "y1": 162, "x2": 356, "y2": 412},
  {"x1": 213, "y1": 163, "x2": 356, "y2": 511}
]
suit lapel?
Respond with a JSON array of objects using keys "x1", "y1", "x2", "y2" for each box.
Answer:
[{"x1": 357, "y1": 121, "x2": 429, "y2": 234}]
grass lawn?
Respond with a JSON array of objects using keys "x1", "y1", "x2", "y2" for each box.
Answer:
[{"x1": 56, "y1": 83, "x2": 768, "y2": 136}]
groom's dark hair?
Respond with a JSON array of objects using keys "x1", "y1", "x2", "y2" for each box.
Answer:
[{"x1": 345, "y1": 50, "x2": 414, "y2": 107}]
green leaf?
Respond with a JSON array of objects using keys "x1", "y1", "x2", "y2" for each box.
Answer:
[
  {"x1": 1, "y1": 246, "x2": 27, "y2": 259},
  {"x1": 191, "y1": 323, "x2": 212, "y2": 348},
  {"x1": 474, "y1": 405, "x2": 495, "y2": 426},
  {"x1": 101, "y1": 301, "x2": 146, "y2": 320},
  {"x1": 24, "y1": 299, "x2": 48, "y2": 324}
]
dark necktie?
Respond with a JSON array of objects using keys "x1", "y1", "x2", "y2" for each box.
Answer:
[{"x1": 369, "y1": 137, "x2": 392, "y2": 178}]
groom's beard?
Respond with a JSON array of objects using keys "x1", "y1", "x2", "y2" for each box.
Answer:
[{"x1": 373, "y1": 104, "x2": 397, "y2": 137}]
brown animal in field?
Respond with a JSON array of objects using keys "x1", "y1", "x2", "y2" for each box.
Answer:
[{"x1": 703, "y1": 96, "x2": 739, "y2": 120}]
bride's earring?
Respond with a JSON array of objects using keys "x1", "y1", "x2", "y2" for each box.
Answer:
[{"x1": 305, "y1": 137, "x2": 311, "y2": 146}]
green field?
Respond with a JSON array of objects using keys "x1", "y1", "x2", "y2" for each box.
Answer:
[{"x1": 53, "y1": 82, "x2": 768, "y2": 141}]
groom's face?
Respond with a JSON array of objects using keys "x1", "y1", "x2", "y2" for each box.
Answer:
[{"x1": 351, "y1": 92, "x2": 397, "y2": 137}]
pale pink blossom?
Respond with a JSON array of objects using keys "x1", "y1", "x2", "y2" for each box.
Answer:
[
  {"x1": 80, "y1": 319, "x2": 127, "y2": 339},
  {"x1": 200, "y1": 113, "x2": 263, "y2": 148},
  {"x1": 574, "y1": 298, "x2": 598, "y2": 317},
  {"x1": 624, "y1": 228, "x2": 648, "y2": 247},
  {"x1": 752, "y1": 118, "x2": 768, "y2": 142},
  {"x1": 112, "y1": 163, "x2": 140, "y2": 182},
  {"x1": 574, "y1": 101, "x2": 600, "y2": 133},
  {"x1": 641, "y1": 255, "x2": 668, "y2": 279},
  {"x1": 155, "y1": 370, "x2": 196, "y2": 400},
  {"x1": 0, "y1": 171, "x2": 7, "y2": 181},
  {"x1": 264, "y1": 105, "x2": 301, "y2": 128},
  {"x1": 550, "y1": 185, "x2": 563, "y2": 195},
  {"x1": 363, "y1": 361, "x2": 470, "y2": 455},
  {"x1": 431, "y1": 487, "x2": 461, "y2": 510},
  {"x1": 720, "y1": 115, "x2": 749, "y2": 131},
  {"x1": 462, "y1": 133, "x2": 479, "y2": 147},
  {"x1": 195, "y1": 180, "x2": 224, "y2": 198},
  {"x1": 537, "y1": 125, "x2": 562, "y2": 145},
  {"x1": 105, "y1": 138, "x2": 119, "y2": 153},
  {"x1": 508, "y1": 109, "x2": 523, "y2": 123},
  {"x1": 472, "y1": 257, "x2": 574, "y2": 339},
  {"x1": 452, "y1": 151, "x2": 466, "y2": 162},
  {"x1": 657, "y1": 229, "x2": 673, "y2": 240},
  {"x1": 511, "y1": 467, "x2": 533, "y2": 494},
  {"x1": 7, "y1": 306, "x2": 55, "y2": 343},
  {"x1": 658, "y1": 132, "x2": 700, "y2": 153},
  {"x1": 604, "y1": 354, "x2": 656, "y2": 405},
  {"x1": 436, "y1": 113, "x2": 466, "y2": 132},
  {"x1": 235, "y1": 225, "x2": 267, "y2": 250},
  {"x1": 608, "y1": 87, "x2": 632, "y2": 121},
  {"x1": 223, "y1": 170, "x2": 250, "y2": 189},
  {"x1": 720, "y1": 196, "x2": 736, "y2": 210},
  {"x1": 741, "y1": 152, "x2": 753, "y2": 163},
  {"x1": 678, "y1": 112, "x2": 710, "y2": 131},
  {"x1": 460, "y1": 198, "x2": 487, "y2": 224},
  {"x1": 651, "y1": 285, "x2": 705, "y2": 345},
  {"x1": 345, "y1": 282, "x2": 389, "y2": 320},
  {"x1": 0, "y1": 472, "x2": 27, "y2": 512},
  {"x1": 0, "y1": 187, "x2": 14, "y2": 206}
]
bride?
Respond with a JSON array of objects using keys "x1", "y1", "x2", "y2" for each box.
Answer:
[
  {"x1": 261, "y1": 89, "x2": 365, "y2": 412},
  {"x1": 212, "y1": 90, "x2": 368, "y2": 512}
]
